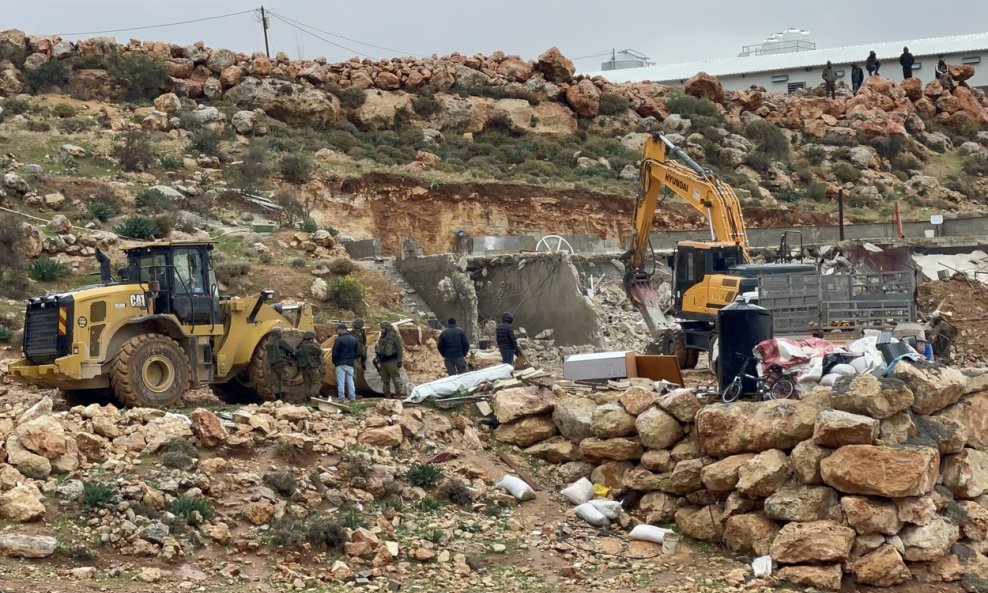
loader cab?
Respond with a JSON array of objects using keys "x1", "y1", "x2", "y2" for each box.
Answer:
[
  {"x1": 670, "y1": 242, "x2": 744, "y2": 314},
  {"x1": 123, "y1": 242, "x2": 220, "y2": 325}
]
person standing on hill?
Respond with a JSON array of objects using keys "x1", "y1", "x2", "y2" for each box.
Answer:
[
  {"x1": 496, "y1": 312, "x2": 521, "y2": 365},
  {"x1": 375, "y1": 322, "x2": 405, "y2": 398},
  {"x1": 851, "y1": 64, "x2": 864, "y2": 94},
  {"x1": 822, "y1": 61, "x2": 837, "y2": 99},
  {"x1": 266, "y1": 326, "x2": 295, "y2": 402},
  {"x1": 900, "y1": 47, "x2": 915, "y2": 79},
  {"x1": 350, "y1": 318, "x2": 367, "y2": 369},
  {"x1": 437, "y1": 318, "x2": 470, "y2": 375},
  {"x1": 866, "y1": 51, "x2": 881, "y2": 76},
  {"x1": 331, "y1": 324, "x2": 359, "y2": 403},
  {"x1": 296, "y1": 331, "x2": 324, "y2": 399}
]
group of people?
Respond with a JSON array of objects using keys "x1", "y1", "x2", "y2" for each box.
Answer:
[
  {"x1": 436, "y1": 312, "x2": 523, "y2": 376},
  {"x1": 265, "y1": 326, "x2": 325, "y2": 401},
  {"x1": 821, "y1": 48, "x2": 955, "y2": 98}
]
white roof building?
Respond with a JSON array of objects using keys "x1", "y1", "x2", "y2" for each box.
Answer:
[{"x1": 583, "y1": 32, "x2": 988, "y2": 93}]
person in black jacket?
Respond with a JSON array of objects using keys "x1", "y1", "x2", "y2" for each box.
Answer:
[
  {"x1": 331, "y1": 323, "x2": 359, "y2": 402},
  {"x1": 851, "y1": 64, "x2": 864, "y2": 95},
  {"x1": 866, "y1": 51, "x2": 880, "y2": 76},
  {"x1": 900, "y1": 47, "x2": 915, "y2": 79},
  {"x1": 437, "y1": 318, "x2": 470, "y2": 375},
  {"x1": 495, "y1": 312, "x2": 521, "y2": 365}
]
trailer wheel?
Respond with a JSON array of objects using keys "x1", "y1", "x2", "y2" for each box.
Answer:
[{"x1": 110, "y1": 334, "x2": 191, "y2": 408}]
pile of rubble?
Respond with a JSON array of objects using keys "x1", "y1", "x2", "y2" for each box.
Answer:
[
  {"x1": 918, "y1": 277, "x2": 988, "y2": 367},
  {"x1": 492, "y1": 361, "x2": 988, "y2": 590}
]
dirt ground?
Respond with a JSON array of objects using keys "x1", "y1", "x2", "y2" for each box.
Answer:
[{"x1": 917, "y1": 277, "x2": 988, "y2": 366}]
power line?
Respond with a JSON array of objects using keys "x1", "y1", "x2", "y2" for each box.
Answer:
[
  {"x1": 571, "y1": 50, "x2": 613, "y2": 61},
  {"x1": 267, "y1": 9, "x2": 422, "y2": 58},
  {"x1": 52, "y1": 9, "x2": 256, "y2": 36},
  {"x1": 266, "y1": 13, "x2": 375, "y2": 60}
]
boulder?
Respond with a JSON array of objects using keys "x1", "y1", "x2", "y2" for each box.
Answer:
[
  {"x1": 829, "y1": 374, "x2": 913, "y2": 419},
  {"x1": 956, "y1": 500, "x2": 988, "y2": 542},
  {"x1": 231, "y1": 109, "x2": 264, "y2": 135},
  {"x1": 674, "y1": 505, "x2": 723, "y2": 542},
  {"x1": 579, "y1": 437, "x2": 642, "y2": 462},
  {"x1": 899, "y1": 516, "x2": 960, "y2": 561},
  {"x1": 353, "y1": 90, "x2": 414, "y2": 130},
  {"x1": 189, "y1": 408, "x2": 228, "y2": 447},
  {"x1": 790, "y1": 440, "x2": 831, "y2": 485},
  {"x1": 736, "y1": 449, "x2": 790, "y2": 498},
  {"x1": 496, "y1": 56, "x2": 534, "y2": 82},
  {"x1": 552, "y1": 397, "x2": 596, "y2": 443},
  {"x1": 619, "y1": 386, "x2": 658, "y2": 415},
  {"x1": 901, "y1": 77, "x2": 923, "y2": 101},
  {"x1": 723, "y1": 512, "x2": 779, "y2": 556},
  {"x1": 640, "y1": 449, "x2": 673, "y2": 472},
  {"x1": 659, "y1": 458, "x2": 704, "y2": 494},
  {"x1": 536, "y1": 47, "x2": 574, "y2": 83},
  {"x1": 820, "y1": 445, "x2": 939, "y2": 497},
  {"x1": 699, "y1": 453, "x2": 755, "y2": 491},
  {"x1": 0, "y1": 533, "x2": 57, "y2": 558},
  {"x1": 776, "y1": 565, "x2": 843, "y2": 591},
  {"x1": 840, "y1": 496, "x2": 903, "y2": 535},
  {"x1": 622, "y1": 466, "x2": 664, "y2": 491},
  {"x1": 525, "y1": 438, "x2": 577, "y2": 463},
  {"x1": 878, "y1": 411, "x2": 918, "y2": 445},
  {"x1": 591, "y1": 402, "x2": 637, "y2": 437},
  {"x1": 695, "y1": 400, "x2": 814, "y2": 456},
  {"x1": 812, "y1": 410, "x2": 878, "y2": 447},
  {"x1": 943, "y1": 448, "x2": 988, "y2": 499},
  {"x1": 684, "y1": 72, "x2": 724, "y2": 103},
  {"x1": 5, "y1": 435, "x2": 50, "y2": 480},
  {"x1": 657, "y1": 389, "x2": 702, "y2": 423},
  {"x1": 639, "y1": 491, "x2": 680, "y2": 523},
  {"x1": 893, "y1": 362, "x2": 968, "y2": 415},
  {"x1": 635, "y1": 407, "x2": 683, "y2": 450},
  {"x1": 564, "y1": 79, "x2": 600, "y2": 118},
  {"x1": 852, "y1": 545, "x2": 912, "y2": 587},
  {"x1": 153, "y1": 92, "x2": 181, "y2": 113},
  {"x1": 590, "y1": 461, "x2": 632, "y2": 490},
  {"x1": 896, "y1": 495, "x2": 938, "y2": 526},
  {"x1": 942, "y1": 391, "x2": 988, "y2": 450},
  {"x1": 948, "y1": 63, "x2": 976, "y2": 82},
  {"x1": 0, "y1": 484, "x2": 45, "y2": 522},
  {"x1": 769, "y1": 520, "x2": 855, "y2": 564},
  {"x1": 764, "y1": 486, "x2": 840, "y2": 522},
  {"x1": 493, "y1": 416, "x2": 557, "y2": 448},
  {"x1": 358, "y1": 425, "x2": 404, "y2": 449},
  {"x1": 225, "y1": 76, "x2": 339, "y2": 126},
  {"x1": 493, "y1": 387, "x2": 554, "y2": 424}
]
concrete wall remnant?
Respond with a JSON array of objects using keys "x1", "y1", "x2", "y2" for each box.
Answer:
[{"x1": 396, "y1": 253, "x2": 480, "y2": 342}]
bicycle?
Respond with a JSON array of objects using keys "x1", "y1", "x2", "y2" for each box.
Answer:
[{"x1": 721, "y1": 353, "x2": 796, "y2": 403}]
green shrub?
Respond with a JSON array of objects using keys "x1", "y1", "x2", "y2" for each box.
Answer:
[
  {"x1": 598, "y1": 93, "x2": 630, "y2": 116},
  {"x1": 806, "y1": 183, "x2": 828, "y2": 202},
  {"x1": 665, "y1": 91, "x2": 721, "y2": 118},
  {"x1": 152, "y1": 214, "x2": 174, "y2": 237},
  {"x1": 26, "y1": 120, "x2": 51, "y2": 132},
  {"x1": 405, "y1": 463, "x2": 443, "y2": 488},
  {"x1": 161, "y1": 451, "x2": 195, "y2": 469},
  {"x1": 271, "y1": 514, "x2": 346, "y2": 548},
  {"x1": 892, "y1": 153, "x2": 922, "y2": 173},
  {"x1": 300, "y1": 217, "x2": 318, "y2": 233},
  {"x1": 804, "y1": 145, "x2": 827, "y2": 166},
  {"x1": 106, "y1": 52, "x2": 169, "y2": 101},
  {"x1": 161, "y1": 436, "x2": 199, "y2": 458},
  {"x1": 963, "y1": 155, "x2": 988, "y2": 176},
  {"x1": 329, "y1": 258, "x2": 356, "y2": 275},
  {"x1": 87, "y1": 200, "x2": 115, "y2": 222},
  {"x1": 23, "y1": 59, "x2": 71, "y2": 93},
  {"x1": 744, "y1": 152, "x2": 772, "y2": 172},
  {"x1": 214, "y1": 262, "x2": 250, "y2": 286},
  {"x1": 868, "y1": 135, "x2": 906, "y2": 160},
  {"x1": 0, "y1": 44, "x2": 27, "y2": 67},
  {"x1": 240, "y1": 143, "x2": 271, "y2": 185},
  {"x1": 82, "y1": 481, "x2": 118, "y2": 509},
  {"x1": 273, "y1": 190, "x2": 306, "y2": 228},
  {"x1": 576, "y1": 165, "x2": 618, "y2": 178},
  {"x1": 414, "y1": 496, "x2": 444, "y2": 513},
  {"x1": 777, "y1": 189, "x2": 801, "y2": 203},
  {"x1": 326, "y1": 84, "x2": 367, "y2": 110},
  {"x1": 832, "y1": 162, "x2": 862, "y2": 183},
  {"x1": 279, "y1": 153, "x2": 313, "y2": 185},
  {"x1": 51, "y1": 103, "x2": 78, "y2": 118},
  {"x1": 168, "y1": 496, "x2": 214, "y2": 525},
  {"x1": 327, "y1": 276, "x2": 364, "y2": 311},
  {"x1": 3, "y1": 97, "x2": 30, "y2": 115},
  {"x1": 290, "y1": 257, "x2": 307, "y2": 268},
  {"x1": 264, "y1": 471, "x2": 298, "y2": 498},
  {"x1": 57, "y1": 117, "x2": 95, "y2": 133},
  {"x1": 159, "y1": 155, "x2": 183, "y2": 171},
  {"x1": 338, "y1": 504, "x2": 367, "y2": 529},
  {"x1": 135, "y1": 187, "x2": 170, "y2": 210},
  {"x1": 28, "y1": 258, "x2": 67, "y2": 282},
  {"x1": 439, "y1": 479, "x2": 473, "y2": 506},
  {"x1": 412, "y1": 93, "x2": 442, "y2": 118},
  {"x1": 745, "y1": 120, "x2": 790, "y2": 161},
  {"x1": 113, "y1": 130, "x2": 156, "y2": 172},
  {"x1": 0, "y1": 326, "x2": 12, "y2": 342},
  {"x1": 114, "y1": 215, "x2": 162, "y2": 240}
]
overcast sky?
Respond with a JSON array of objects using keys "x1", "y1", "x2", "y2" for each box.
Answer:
[{"x1": 7, "y1": 0, "x2": 988, "y2": 69}]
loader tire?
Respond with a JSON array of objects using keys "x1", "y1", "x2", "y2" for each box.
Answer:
[
  {"x1": 209, "y1": 373, "x2": 260, "y2": 404},
  {"x1": 110, "y1": 334, "x2": 191, "y2": 408},
  {"x1": 247, "y1": 328, "x2": 304, "y2": 402}
]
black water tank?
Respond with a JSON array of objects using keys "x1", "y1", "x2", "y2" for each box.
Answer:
[{"x1": 717, "y1": 298, "x2": 774, "y2": 393}]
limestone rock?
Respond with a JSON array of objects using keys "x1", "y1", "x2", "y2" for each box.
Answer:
[
  {"x1": 853, "y1": 545, "x2": 911, "y2": 587},
  {"x1": 493, "y1": 387, "x2": 554, "y2": 424},
  {"x1": 358, "y1": 425, "x2": 405, "y2": 449},
  {"x1": 639, "y1": 491, "x2": 679, "y2": 523},
  {"x1": 640, "y1": 449, "x2": 673, "y2": 472},
  {"x1": 564, "y1": 79, "x2": 600, "y2": 118},
  {"x1": 943, "y1": 448, "x2": 988, "y2": 499},
  {"x1": 878, "y1": 411, "x2": 918, "y2": 445},
  {"x1": 830, "y1": 374, "x2": 914, "y2": 419},
  {"x1": 578, "y1": 437, "x2": 642, "y2": 462},
  {"x1": 591, "y1": 402, "x2": 637, "y2": 438},
  {"x1": 696, "y1": 400, "x2": 814, "y2": 456},
  {"x1": 840, "y1": 496, "x2": 903, "y2": 535},
  {"x1": 896, "y1": 495, "x2": 938, "y2": 526},
  {"x1": 899, "y1": 516, "x2": 960, "y2": 561},
  {"x1": 660, "y1": 458, "x2": 704, "y2": 495},
  {"x1": 914, "y1": 414, "x2": 967, "y2": 455},
  {"x1": 764, "y1": 486, "x2": 840, "y2": 522},
  {"x1": 5, "y1": 435, "x2": 51, "y2": 479},
  {"x1": 16, "y1": 415, "x2": 66, "y2": 459},
  {"x1": 790, "y1": 440, "x2": 831, "y2": 485},
  {"x1": 590, "y1": 461, "x2": 632, "y2": 490},
  {"x1": 893, "y1": 362, "x2": 968, "y2": 415},
  {"x1": 769, "y1": 520, "x2": 855, "y2": 564},
  {"x1": 812, "y1": 409, "x2": 878, "y2": 447},
  {"x1": 0, "y1": 533, "x2": 57, "y2": 558},
  {"x1": 674, "y1": 505, "x2": 722, "y2": 542},
  {"x1": 243, "y1": 500, "x2": 275, "y2": 526},
  {"x1": 225, "y1": 76, "x2": 339, "y2": 126},
  {"x1": 724, "y1": 512, "x2": 779, "y2": 556},
  {"x1": 700, "y1": 453, "x2": 755, "y2": 491},
  {"x1": 552, "y1": 397, "x2": 596, "y2": 443},
  {"x1": 525, "y1": 437, "x2": 577, "y2": 463},
  {"x1": 619, "y1": 386, "x2": 658, "y2": 415},
  {"x1": 635, "y1": 407, "x2": 683, "y2": 450},
  {"x1": 536, "y1": 47, "x2": 575, "y2": 83},
  {"x1": 956, "y1": 500, "x2": 988, "y2": 542},
  {"x1": 657, "y1": 389, "x2": 702, "y2": 423},
  {"x1": 942, "y1": 391, "x2": 988, "y2": 450},
  {"x1": 776, "y1": 565, "x2": 843, "y2": 591},
  {"x1": 736, "y1": 449, "x2": 790, "y2": 498},
  {"x1": 0, "y1": 484, "x2": 45, "y2": 522},
  {"x1": 820, "y1": 445, "x2": 939, "y2": 497},
  {"x1": 684, "y1": 72, "x2": 724, "y2": 103},
  {"x1": 189, "y1": 408, "x2": 228, "y2": 447}
]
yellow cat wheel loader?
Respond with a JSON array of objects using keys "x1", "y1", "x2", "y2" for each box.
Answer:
[{"x1": 9, "y1": 241, "x2": 315, "y2": 407}]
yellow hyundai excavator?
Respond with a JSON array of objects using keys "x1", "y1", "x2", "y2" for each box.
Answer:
[{"x1": 623, "y1": 133, "x2": 813, "y2": 368}]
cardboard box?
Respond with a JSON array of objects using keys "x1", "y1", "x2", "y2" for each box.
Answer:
[{"x1": 563, "y1": 351, "x2": 635, "y2": 381}]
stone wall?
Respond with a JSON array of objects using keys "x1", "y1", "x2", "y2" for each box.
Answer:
[{"x1": 494, "y1": 363, "x2": 988, "y2": 590}]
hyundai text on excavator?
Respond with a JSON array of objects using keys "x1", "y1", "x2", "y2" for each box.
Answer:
[
  {"x1": 9, "y1": 242, "x2": 317, "y2": 407},
  {"x1": 622, "y1": 134, "x2": 813, "y2": 369}
]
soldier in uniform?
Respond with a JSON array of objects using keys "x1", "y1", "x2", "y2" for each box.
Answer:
[
  {"x1": 351, "y1": 318, "x2": 368, "y2": 369},
  {"x1": 296, "y1": 331, "x2": 324, "y2": 399},
  {"x1": 375, "y1": 322, "x2": 404, "y2": 398},
  {"x1": 266, "y1": 326, "x2": 295, "y2": 401}
]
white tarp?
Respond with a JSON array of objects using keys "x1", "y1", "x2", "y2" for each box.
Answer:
[{"x1": 404, "y1": 364, "x2": 515, "y2": 403}]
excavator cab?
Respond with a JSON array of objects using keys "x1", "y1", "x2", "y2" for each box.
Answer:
[{"x1": 671, "y1": 242, "x2": 745, "y2": 317}]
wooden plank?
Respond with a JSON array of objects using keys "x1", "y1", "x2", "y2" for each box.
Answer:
[{"x1": 497, "y1": 451, "x2": 542, "y2": 491}]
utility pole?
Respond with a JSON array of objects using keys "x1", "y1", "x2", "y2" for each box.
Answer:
[
  {"x1": 838, "y1": 189, "x2": 845, "y2": 241},
  {"x1": 260, "y1": 6, "x2": 271, "y2": 58}
]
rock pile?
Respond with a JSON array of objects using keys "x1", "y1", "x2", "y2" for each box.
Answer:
[{"x1": 494, "y1": 362, "x2": 988, "y2": 589}]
